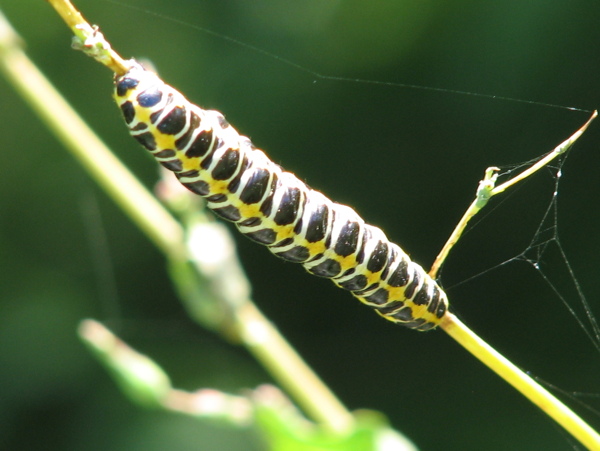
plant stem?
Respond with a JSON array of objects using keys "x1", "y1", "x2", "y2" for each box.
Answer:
[
  {"x1": 441, "y1": 313, "x2": 600, "y2": 450},
  {"x1": 1, "y1": 5, "x2": 354, "y2": 433},
  {"x1": 430, "y1": 111, "x2": 596, "y2": 279}
]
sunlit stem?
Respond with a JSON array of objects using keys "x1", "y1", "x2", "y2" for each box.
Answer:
[
  {"x1": 429, "y1": 110, "x2": 597, "y2": 279},
  {"x1": 432, "y1": 112, "x2": 599, "y2": 449},
  {"x1": 46, "y1": 0, "x2": 129, "y2": 74},
  {"x1": 0, "y1": 9, "x2": 185, "y2": 259},
  {"x1": 429, "y1": 167, "x2": 498, "y2": 279},
  {"x1": 440, "y1": 313, "x2": 600, "y2": 450},
  {"x1": 36, "y1": 0, "x2": 355, "y2": 434}
]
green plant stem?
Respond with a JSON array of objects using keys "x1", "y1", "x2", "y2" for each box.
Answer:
[
  {"x1": 441, "y1": 313, "x2": 600, "y2": 450},
  {"x1": 430, "y1": 111, "x2": 596, "y2": 279},
  {"x1": 234, "y1": 302, "x2": 355, "y2": 433},
  {"x1": 0, "y1": 6, "x2": 354, "y2": 434},
  {"x1": 0, "y1": 12, "x2": 186, "y2": 260}
]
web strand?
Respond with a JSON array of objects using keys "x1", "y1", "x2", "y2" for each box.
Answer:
[{"x1": 99, "y1": 0, "x2": 593, "y2": 114}]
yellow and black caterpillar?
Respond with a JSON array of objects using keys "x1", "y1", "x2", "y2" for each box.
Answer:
[{"x1": 114, "y1": 62, "x2": 448, "y2": 331}]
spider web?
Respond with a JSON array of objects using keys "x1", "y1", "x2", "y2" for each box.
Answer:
[
  {"x1": 446, "y1": 152, "x2": 600, "y2": 351},
  {"x1": 439, "y1": 149, "x2": 600, "y2": 427}
]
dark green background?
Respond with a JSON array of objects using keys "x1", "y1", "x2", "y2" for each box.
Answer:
[{"x1": 1, "y1": 1, "x2": 600, "y2": 450}]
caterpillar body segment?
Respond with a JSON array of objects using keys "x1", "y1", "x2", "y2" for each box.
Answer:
[{"x1": 114, "y1": 62, "x2": 448, "y2": 331}]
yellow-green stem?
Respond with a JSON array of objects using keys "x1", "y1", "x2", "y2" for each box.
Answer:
[
  {"x1": 430, "y1": 111, "x2": 596, "y2": 279},
  {"x1": 441, "y1": 313, "x2": 600, "y2": 450},
  {"x1": 1, "y1": 6, "x2": 354, "y2": 434},
  {"x1": 0, "y1": 13, "x2": 186, "y2": 260}
]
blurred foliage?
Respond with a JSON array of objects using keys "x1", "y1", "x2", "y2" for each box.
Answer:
[{"x1": 1, "y1": 1, "x2": 600, "y2": 450}]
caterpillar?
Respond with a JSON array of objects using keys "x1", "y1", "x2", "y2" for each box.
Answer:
[{"x1": 114, "y1": 61, "x2": 448, "y2": 331}]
